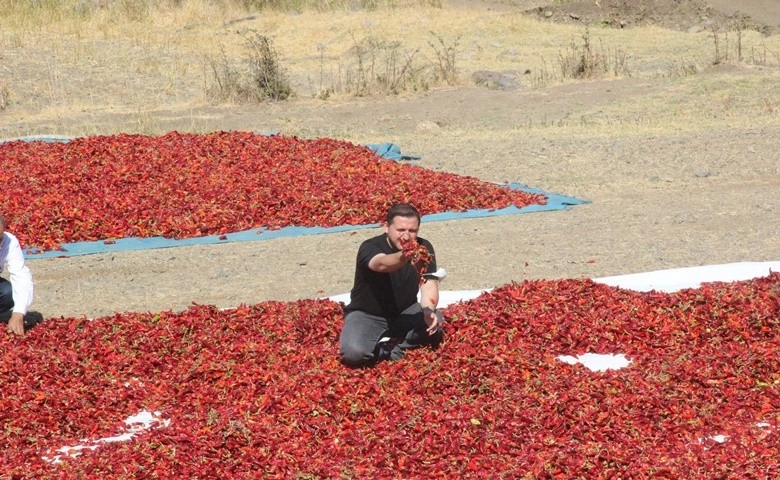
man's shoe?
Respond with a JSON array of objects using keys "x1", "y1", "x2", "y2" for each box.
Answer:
[
  {"x1": 428, "y1": 327, "x2": 444, "y2": 349},
  {"x1": 376, "y1": 336, "x2": 401, "y2": 360},
  {"x1": 24, "y1": 311, "x2": 44, "y2": 329}
]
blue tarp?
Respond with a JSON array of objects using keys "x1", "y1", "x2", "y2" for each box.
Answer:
[
  {"x1": 5, "y1": 135, "x2": 588, "y2": 258},
  {"x1": 24, "y1": 184, "x2": 587, "y2": 258},
  {"x1": 366, "y1": 143, "x2": 421, "y2": 161}
]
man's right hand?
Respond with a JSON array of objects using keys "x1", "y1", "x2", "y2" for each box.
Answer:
[{"x1": 7, "y1": 312, "x2": 25, "y2": 336}]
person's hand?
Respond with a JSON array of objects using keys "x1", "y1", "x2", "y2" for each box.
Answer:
[
  {"x1": 422, "y1": 307, "x2": 439, "y2": 335},
  {"x1": 7, "y1": 312, "x2": 25, "y2": 336},
  {"x1": 399, "y1": 237, "x2": 419, "y2": 261},
  {"x1": 401, "y1": 238, "x2": 434, "y2": 285}
]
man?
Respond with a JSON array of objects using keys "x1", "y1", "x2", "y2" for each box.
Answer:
[
  {"x1": 340, "y1": 203, "x2": 443, "y2": 367},
  {"x1": 0, "y1": 214, "x2": 35, "y2": 336}
]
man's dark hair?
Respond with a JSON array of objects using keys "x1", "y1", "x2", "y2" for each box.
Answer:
[
  {"x1": 386, "y1": 203, "x2": 421, "y2": 225},
  {"x1": 0, "y1": 214, "x2": 6, "y2": 229}
]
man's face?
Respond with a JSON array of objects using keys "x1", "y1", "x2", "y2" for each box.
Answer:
[{"x1": 384, "y1": 215, "x2": 420, "y2": 250}]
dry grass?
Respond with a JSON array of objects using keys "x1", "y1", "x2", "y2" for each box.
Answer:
[{"x1": 0, "y1": 0, "x2": 778, "y2": 138}]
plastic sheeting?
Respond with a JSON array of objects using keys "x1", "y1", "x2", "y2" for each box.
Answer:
[{"x1": 329, "y1": 261, "x2": 780, "y2": 306}]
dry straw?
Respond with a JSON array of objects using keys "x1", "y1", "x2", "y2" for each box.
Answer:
[{"x1": 0, "y1": 0, "x2": 777, "y2": 136}]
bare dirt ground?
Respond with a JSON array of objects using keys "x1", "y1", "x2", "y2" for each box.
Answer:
[
  {"x1": 2, "y1": 0, "x2": 779, "y2": 320},
  {"x1": 524, "y1": 0, "x2": 779, "y2": 34}
]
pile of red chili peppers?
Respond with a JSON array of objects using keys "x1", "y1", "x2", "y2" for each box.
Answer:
[{"x1": 1, "y1": 273, "x2": 778, "y2": 478}]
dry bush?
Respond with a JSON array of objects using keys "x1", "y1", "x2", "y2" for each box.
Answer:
[
  {"x1": 558, "y1": 28, "x2": 628, "y2": 79},
  {"x1": 206, "y1": 32, "x2": 292, "y2": 103},
  {"x1": 0, "y1": 81, "x2": 9, "y2": 112},
  {"x1": 246, "y1": 33, "x2": 292, "y2": 100},
  {"x1": 531, "y1": 28, "x2": 629, "y2": 87},
  {"x1": 711, "y1": 19, "x2": 780, "y2": 67},
  {"x1": 428, "y1": 32, "x2": 459, "y2": 85},
  {"x1": 307, "y1": 31, "x2": 459, "y2": 99}
]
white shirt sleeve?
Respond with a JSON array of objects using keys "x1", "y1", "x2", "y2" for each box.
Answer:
[{"x1": 1, "y1": 232, "x2": 34, "y2": 315}]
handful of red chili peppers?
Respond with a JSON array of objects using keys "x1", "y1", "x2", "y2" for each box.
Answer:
[{"x1": 400, "y1": 237, "x2": 434, "y2": 284}]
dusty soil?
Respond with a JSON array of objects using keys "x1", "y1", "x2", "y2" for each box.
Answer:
[
  {"x1": 2, "y1": 0, "x2": 779, "y2": 320},
  {"x1": 524, "y1": 0, "x2": 779, "y2": 34}
]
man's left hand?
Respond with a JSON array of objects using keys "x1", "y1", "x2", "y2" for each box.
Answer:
[{"x1": 7, "y1": 312, "x2": 25, "y2": 336}]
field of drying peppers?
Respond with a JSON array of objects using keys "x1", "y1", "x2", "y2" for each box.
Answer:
[
  {"x1": 1, "y1": 132, "x2": 779, "y2": 478},
  {"x1": 0, "y1": 132, "x2": 545, "y2": 253},
  {"x1": 0, "y1": 273, "x2": 778, "y2": 477}
]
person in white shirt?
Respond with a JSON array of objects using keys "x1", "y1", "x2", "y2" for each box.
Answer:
[{"x1": 0, "y1": 214, "x2": 35, "y2": 336}]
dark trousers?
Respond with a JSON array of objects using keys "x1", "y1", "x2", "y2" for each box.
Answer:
[
  {"x1": 0, "y1": 278, "x2": 13, "y2": 312},
  {"x1": 339, "y1": 303, "x2": 444, "y2": 367}
]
